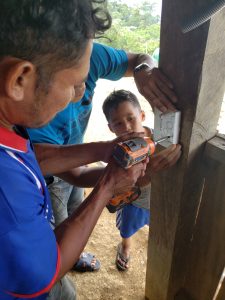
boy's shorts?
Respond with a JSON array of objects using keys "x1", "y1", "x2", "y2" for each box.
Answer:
[{"x1": 116, "y1": 204, "x2": 150, "y2": 238}]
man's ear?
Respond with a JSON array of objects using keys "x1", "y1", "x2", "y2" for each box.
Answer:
[
  {"x1": 108, "y1": 123, "x2": 115, "y2": 133},
  {"x1": 5, "y1": 60, "x2": 35, "y2": 101},
  {"x1": 141, "y1": 110, "x2": 146, "y2": 122}
]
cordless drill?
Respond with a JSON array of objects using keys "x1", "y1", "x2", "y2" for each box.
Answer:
[{"x1": 106, "y1": 136, "x2": 169, "y2": 213}]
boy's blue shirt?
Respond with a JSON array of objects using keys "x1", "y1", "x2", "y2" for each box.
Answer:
[{"x1": 28, "y1": 43, "x2": 128, "y2": 145}]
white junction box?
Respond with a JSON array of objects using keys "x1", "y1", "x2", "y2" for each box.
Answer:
[{"x1": 154, "y1": 108, "x2": 181, "y2": 147}]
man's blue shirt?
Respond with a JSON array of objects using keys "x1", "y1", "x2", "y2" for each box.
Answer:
[
  {"x1": 0, "y1": 127, "x2": 59, "y2": 299},
  {"x1": 28, "y1": 43, "x2": 128, "y2": 145}
]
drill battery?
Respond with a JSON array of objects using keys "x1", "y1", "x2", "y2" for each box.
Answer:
[
  {"x1": 106, "y1": 186, "x2": 141, "y2": 213},
  {"x1": 107, "y1": 137, "x2": 155, "y2": 213}
]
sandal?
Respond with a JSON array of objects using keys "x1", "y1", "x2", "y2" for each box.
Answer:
[
  {"x1": 116, "y1": 243, "x2": 130, "y2": 271},
  {"x1": 72, "y1": 252, "x2": 100, "y2": 272}
]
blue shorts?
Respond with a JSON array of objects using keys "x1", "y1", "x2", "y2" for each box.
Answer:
[{"x1": 116, "y1": 204, "x2": 150, "y2": 238}]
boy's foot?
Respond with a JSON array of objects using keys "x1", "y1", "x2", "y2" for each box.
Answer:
[
  {"x1": 116, "y1": 243, "x2": 130, "y2": 271},
  {"x1": 72, "y1": 252, "x2": 100, "y2": 272}
]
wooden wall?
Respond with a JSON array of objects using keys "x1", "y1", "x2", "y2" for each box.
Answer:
[{"x1": 145, "y1": 0, "x2": 225, "y2": 299}]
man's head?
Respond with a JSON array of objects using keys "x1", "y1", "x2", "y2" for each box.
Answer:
[
  {"x1": 0, "y1": 0, "x2": 111, "y2": 128},
  {"x1": 102, "y1": 89, "x2": 145, "y2": 136}
]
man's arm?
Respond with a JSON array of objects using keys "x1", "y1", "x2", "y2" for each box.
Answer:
[
  {"x1": 54, "y1": 158, "x2": 147, "y2": 279},
  {"x1": 125, "y1": 52, "x2": 178, "y2": 112},
  {"x1": 57, "y1": 165, "x2": 104, "y2": 187},
  {"x1": 34, "y1": 142, "x2": 107, "y2": 176},
  {"x1": 50, "y1": 144, "x2": 182, "y2": 188},
  {"x1": 34, "y1": 131, "x2": 144, "y2": 176}
]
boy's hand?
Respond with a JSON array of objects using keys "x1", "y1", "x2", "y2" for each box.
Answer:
[
  {"x1": 102, "y1": 131, "x2": 145, "y2": 163},
  {"x1": 134, "y1": 67, "x2": 178, "y2": 113},
  {"x1": 149, "y1": 144, "x2": 181, "y2": 173},
  {"x1": 138, "y1": 144, "x2": 181, "y2": 187}
]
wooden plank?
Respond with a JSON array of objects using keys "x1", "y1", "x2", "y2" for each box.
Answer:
[
  {"x1": 205, "y1": 136, "x2": 225, "y2": 165},
  {"x1": 182, "y1": 158, "x2": 225, "y2": 299},
  {"x1": 174, "y1": 288, "x2": 195, "y2": 300},
  {"x1": 145, "y1": 1, "x2": 225, "y2": 299},
  {"x1": 216, "y1": 274, "x2": 225, "y2": 300}
]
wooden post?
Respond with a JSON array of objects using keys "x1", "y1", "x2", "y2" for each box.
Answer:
[
  {"x1": 145, "y1": 0, "x2": 225, "y2": 299},
  {"x1": 217, "y1": 277, "x2": 225, "y2": 300},
  {"x1": 181, "y1": 138, "x2": 225, "y2": 299}
]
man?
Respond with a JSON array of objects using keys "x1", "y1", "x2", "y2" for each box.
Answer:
[
  {"x1": 28, "y1": 42, "x2": 179, "y2": 271},
  {"x1": 0, "y1": 1, "x2": 147, "y2": 299}
]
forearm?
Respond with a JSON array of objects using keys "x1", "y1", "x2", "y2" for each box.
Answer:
[
  {"x1": 125, "y1": 52, "x2": 178, "y2": 112},
  {"x1": 54, "y1": 156, "x2": 147, "y2": 280},
  {"x1": 58, "y1": 166, "x2": 105, "y2": 187},
  {"x1": 54, "y1": 168, "x2": 114, "y2": 279},
  {"x1": 125, "y1": 52, "x2": 155, "y2": 76},
  {"x1": 34, "y1": 142, "x2": 108, "y2": 176}
]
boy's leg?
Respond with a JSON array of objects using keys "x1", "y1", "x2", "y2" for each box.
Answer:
[
  {"x1": 116, "y1": 205, "x2": 149, "y2": 271},
  {"x1": 47, "y1": 275, "x2": 76, "y2": 300},
  {"x1": 121, "y1": 237, "x2": 132, "y2": 258},
  {"x1": 116, "y1": 237, "x2": 131, "y2": 270}
]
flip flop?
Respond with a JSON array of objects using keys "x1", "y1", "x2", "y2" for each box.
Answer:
[
  {"x1": 116, "y1": 243, "x2": 130, "y2": 271},
  {"x1": 72, "y1": 252, "x2": 100, "y2": 272}
]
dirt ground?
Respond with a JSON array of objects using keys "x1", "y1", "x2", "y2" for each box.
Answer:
[{"x1": 69, "y1": 190, "x2": 149, "y2": 300}]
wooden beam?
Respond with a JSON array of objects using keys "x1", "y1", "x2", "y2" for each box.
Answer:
[
  {"x1": 182, "y1": 157, "x2": 225, "y2": 299},
  {"x1": 204, "y1": 135, "x2": 225, "y2": 164},
  {"x1": 145, "y1": 1, "x2": 225, "y2": 299},
  {"x1": 217, "y1": 275, "x2": 225, "y2": 300}
]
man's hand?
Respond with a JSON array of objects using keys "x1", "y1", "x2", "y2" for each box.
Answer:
[
  {"x1": 150, "y1": 144, "x2": 181, "y2": 173},
  {"x1": 100, "y1": 157, "x2": 148, "y2": 198},
  {"x1": 101, "y1": 131, "x2": 145, "y2": 163},
  {"x1": 134, "y1": 67, "x2": 178, "y2": 113}
]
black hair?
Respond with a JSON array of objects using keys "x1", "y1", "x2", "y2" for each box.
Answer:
[
  {"x1": 0, "y1": 0, "x2": 111, "y2": 70},
  {"x1": 102, "y1": 89, "x2": 142, "y2": 121}
]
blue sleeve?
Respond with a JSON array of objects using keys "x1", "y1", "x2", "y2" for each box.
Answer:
[
  {"x1": 0, "y1": 153, "x2": 59, "y2": 299},
  {"x1": 90, "y1": 42, "x2": 128, "y2": 81}
]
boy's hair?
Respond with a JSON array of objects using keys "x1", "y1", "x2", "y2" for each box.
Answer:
[
  {"x1": 102, "y1": 89, "x2": 142, "y2": 121},
  {"x1": 0, "y1": 0, "x2": 111, "y2": 72}
]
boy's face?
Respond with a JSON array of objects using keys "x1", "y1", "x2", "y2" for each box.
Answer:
[{"x1": 108, "y1": 101, "x2": 145, "y2": 136}]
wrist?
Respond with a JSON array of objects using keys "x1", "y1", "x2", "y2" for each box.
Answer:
[
  {"x1": 133, "y1": 63, "x2": 153, "y2": 76},
  {"x1": 95, "y1": 165, "x2": 115, "y2": 199},
  {"x1": 90, "y1": 141, "x2": 110, "y2": 162}
]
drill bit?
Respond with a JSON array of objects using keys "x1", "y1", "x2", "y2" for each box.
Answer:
[{"x1": 154, "y1": 136, "x2": 170, "y2": 144}]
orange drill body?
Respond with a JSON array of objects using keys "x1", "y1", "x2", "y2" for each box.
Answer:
[
  {"x1": 107, "y1": 137, "x2": 156, "y2": 213},
  {"x1": 113, "y1": 137, "x2": 155, "y2": 169}
]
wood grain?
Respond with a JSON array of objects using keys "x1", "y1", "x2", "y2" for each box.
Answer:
[{"x1": 145, "y1": 1, "x2": 225, "y2": 299}]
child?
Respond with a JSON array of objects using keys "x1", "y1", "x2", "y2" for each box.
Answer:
[{"x1": 102, "y1": 89, "x2": 181, "y2": 271}]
